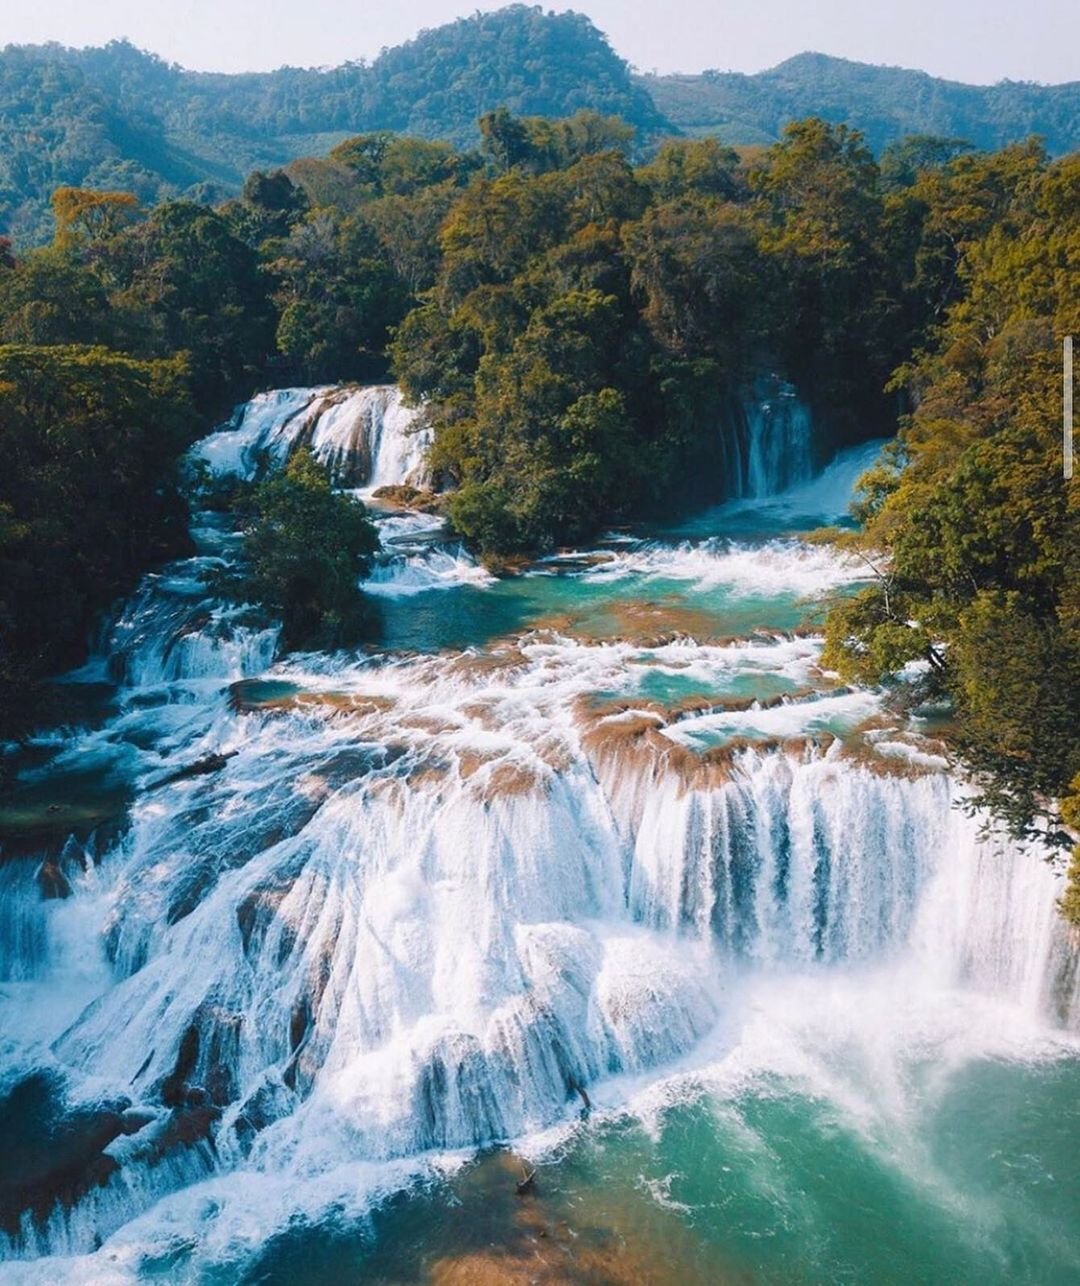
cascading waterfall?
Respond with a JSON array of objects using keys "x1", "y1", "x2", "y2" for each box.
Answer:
[
  {"x1": 1, "y1": 384, "x2": 1076, "y2": 1278},
  {"x1": 193, "y1": 384, "x2": 433, "y2": 490},
  {"x1": 3, "y1": 630, "x2": 1077, "y2": 1265},
  {"x1": 721, "y1": 378, "x2": 818, "y2": 500},
  {"x1": 104, "y1": 561, "x2": 280, "y2": 691}
]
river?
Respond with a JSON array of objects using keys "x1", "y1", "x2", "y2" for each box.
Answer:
[{"x1": 1, "y1": 385, "x2": 1078, "y2": 1283}]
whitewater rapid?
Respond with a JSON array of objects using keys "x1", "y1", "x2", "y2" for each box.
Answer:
[
  {"x1": 1, "y1": 383, "x2": 1077, "y2": 1281},
  {"x1": 193, "y1": 385, "x2": 433, "y2": 491}
]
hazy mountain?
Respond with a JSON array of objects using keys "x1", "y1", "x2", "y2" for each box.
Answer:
[
  {"x1": 643, "y1": 52, "x2": 1080, "y2": 153},
  {"x1": 2, "y1": 6, "x2": 1077, "y2": 244},
  {"x1": 0, "y1": 6, "x2": 664, "y2": 243}
]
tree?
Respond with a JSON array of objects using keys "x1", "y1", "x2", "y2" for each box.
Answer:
[
  {"x1": 479, "y1": 108, "x2": 537, "y2": 173},
  {"x1": 638, "y1": 138, "x2": 742, "y2": 201},
  {"x1": 625, "y1": 196, "x2": 759, "y2": 366},
  {"x1": 878, "y1": 135, "x2": 972, "y2": 190},
  {"x1": 51, "y1": 187, "x2": 141, "y2": 246},
  {"x1": 0, "y1": 344, "x2": 197, "y2": 736},
  {"x1": 749, "y1": 119, "x2": 896, "y2": 428},
  {"x1": 269, "y1": 211, "x2": 407, "y2": 383},
  {"x1": 236, "y1": 169, "x2": 309, "y2": 242},
  {"x1": 0, "y1": 246, "x2": 116, "y2": 345},
  {"x1": 105, "y1": 201, "x2": 275, "y2": 415},
  {"x1": 231, "y1": 450, "x2": 380, "y2": 648},
  {"x1": 823, "y1": 150, "x2": 1080, "y2": 856}
]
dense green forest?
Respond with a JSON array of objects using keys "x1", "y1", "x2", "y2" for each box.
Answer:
[
  {"x1": 3, "y1": 5, "x2": 1079, "y2": 246},
  {"x1": 821, "y1": 144, "x2": 1080, "y2": 904},
  {"x1": 0, "y1": 7, "x2": 662, "y2": 245},
  {"x1": 647, "y1": 53, "x2": 1080, "y2": 153},
  {"x1": 1, "y1": 95, "x2": 1078, "y2": 907}
]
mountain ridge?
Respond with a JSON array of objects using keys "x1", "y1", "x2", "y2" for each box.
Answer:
[
  {"x1": 644, "y1": 50, "x2": 1080, "y2": 152},
  {"x1": 2, "y1": 5, "x2": 1078, "y2": 243}
]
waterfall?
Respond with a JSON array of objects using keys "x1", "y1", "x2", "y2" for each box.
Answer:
[
  {"x1": 104, "y1": 561, "x2": 280, "y2": 691},
  {"x1": 192, "y1": 385, "x2": 433, "y2": 490},
  {"x1": 721, "y1": 378, "x2": 818, "y2": 500},
  {"x1": 2, "y1": 599, "x2": 1077, "y2": 1263},
  {"x1": 2, "y1": 381, "x2": 1076, "y2": 1273}
]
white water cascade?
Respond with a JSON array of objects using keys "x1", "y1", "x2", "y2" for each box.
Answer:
[
  {"x1": 2, "y1": 622, "x2": 1077, "y2": 1268},
  {"x1": 193, "y1": 385, "x2": 433, "y2": 490},
  {"x1": 721, "y1": 378, "x2": 818, "y2": 499},
  {"x1": 0, "y1": 392, "x2": 1077, "y2": 1279}
]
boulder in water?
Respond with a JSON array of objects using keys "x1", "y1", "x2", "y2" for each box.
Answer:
[
  {"x1": 0, "y1": 1070, "x2": 128, "y2": 1235},
  {"x1": 36, "y1": 858, "x2": 72, "y2": 900},
  {"x1": 371, "y1": 484, "x2": 444, "y2": 512},
  {"x1": 119, "y1": 1108, "x2": 158, "y2": 1136}
]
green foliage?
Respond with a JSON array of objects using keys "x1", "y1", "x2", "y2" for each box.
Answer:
[
  {"x1": 879, "y1": 136, "x2": 973, "y2": 191},
  {"x1": 6, "y1": 10, "x2": 1078, "y2": 250},
  {"x1": 394, "y1": 113, "x2": 953, "y2": 555},
  {"x1": 0, "y1": 245, "x2": 116, "y2": 345},
  {"x1": 51, "y1": 187, "x2": 140, "y2": 245},
  {"x1": 949, "y1": 594, "x2": 1080, "y2": 836},
  {"x1": 1, "y1": 62, "x2": 1076, "y2": 888},
  {"x1": 1059, "y1": 782, "x2": 1080, "y2": 925},
  {"x1": 440, "y1": 284, "x2": 647, "y2": 551},
  {"x1": 748, "y1": 119, "x2": 903, "y2": 426},
  {"x1": 357, "y1": 8, "x2": 664, "y2": 144},
  {"x1": 645, "y1": 52, "x2": 1080, "y2": 156},
  {"x1": 479, "y1": 108, "x2": 636, "y2": 175},
  {"x1": 624, "y1": 196, "x2": 759, "y2": 365},
  {"x1": 329, "y1": 135, "x2": 474, "y2": 197},
  {"x1": 821, "y1": 584, "x2": 941, "y2": 687},
  {"x1": 233, "y1": 170, "x2": 310, "y2": 243},
  {"x1": 268, "y1": 211, "x2": 407, "y2": 384},
  {"x1": 0, "y1": 8, "x2": 665, "y2": 246},
  {"x1": 0, "y1": 344, "x2": 197, "y2": 735},
  {"x1": 230, "y1": 449, "x2": 380, "y2": 649},
  {"x1": 637, "y1": 138, "x2": 743, "y2": 200},
  {"x1": 103, "y1": 201, "x2": 276, "y2": 415},
  {"x1": 823, "y1": 152, "x2": 1080, "y2": 844}
]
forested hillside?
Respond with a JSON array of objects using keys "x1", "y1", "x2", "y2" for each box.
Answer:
[
  {"x1": 0, "y1": 6, "x2": 663, "y2": 244},
  {"x1": 645, "y1": 53, "x2": 1080, "y2": 153},
  {"x1": 819, "y1": 142, "x2": 1080, "y2": 889},
  {"x1": 4, "y1": 5, "x2": 1080, "y2": 245}
]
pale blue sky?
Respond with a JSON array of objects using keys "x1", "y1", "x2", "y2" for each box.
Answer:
[{"x1": 4, "y1": 0, "x2": 1078, "y2": 84}]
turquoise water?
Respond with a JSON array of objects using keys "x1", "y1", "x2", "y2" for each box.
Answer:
[
  {"x1": 264, "y1": 449, "x2": 1079, "y2": 1285},
  {"x1": 372, "y1": 564, "x2": 839, "y2": 655},
  {"x1": 3, "y1": 436, "x2": 1079, "y2": 1284},
  {"x1": 229, "y1": 467, "x2": 1080, "y2": 1283},
  {"x1": 238, "y1": 1056, "x2": 1080, "y2": 1285}
]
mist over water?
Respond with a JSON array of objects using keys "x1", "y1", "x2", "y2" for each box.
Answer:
[{"x1": 1, "y1": 385, "x2": 1077, "y2": 1283}]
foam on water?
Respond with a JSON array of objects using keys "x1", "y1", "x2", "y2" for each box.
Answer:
[
  {"x1": 3, "y1": 605, "x2": 1078, "y2": 1267},
  {"x1": 662, "y1": 688, "x2": 882, "y2": 745},
  {"x1": 365, "y1": 544, "x2": 496, "y2": 597},
  {"x1": 191, "y1": 387, "x2": 324, "y2": 478},
  {"x1": 2, "y1": 386, "x2": 1077, "y2": 1279},
  {"x1": 192, "y1": 385, "x2": 432, "y2": 489},
  {"x1": 578, "y1": 537, "x2": 869, "y2": 597},
  {"x1": 4, "y1": 747, "x2": 1076, "y2": 1279}
]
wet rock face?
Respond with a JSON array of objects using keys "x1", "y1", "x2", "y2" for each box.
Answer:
[
  {"x1": 371, "y1": 484, "x2": 445, "y2": 513},
  {"x1": 0, "y1": 1062, "x2": 221, "y2": 1245},
  {"x1": 192, "y1": 384, "x2": 434, "y2": 491},
  {"x1": 159, "y1": 1024, "x2": 200, "y2": 1110},
  {"x1": 157, "y1": 1011, "x2": 242, "y2": 1112},
  {"x1": 0, "y1": 1070, "x2": 128, "y2": 1234},
  {"x1": 36, "y1": 858, "x2": 73, "y2": 900}
]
